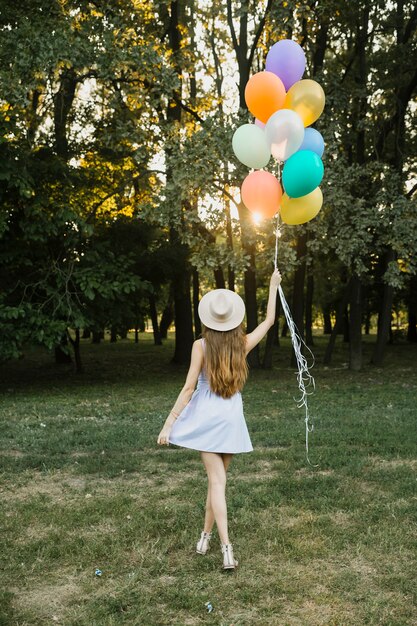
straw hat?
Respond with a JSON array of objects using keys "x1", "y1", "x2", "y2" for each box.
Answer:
[{"x1": 198, "y1": 289, "x2": 245, "y2": 331}]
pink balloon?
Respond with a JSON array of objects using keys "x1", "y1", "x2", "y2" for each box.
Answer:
[
  {"x1": 254, "y1": 119, "x2": 265, "y2": 129},
  {"x1": 241, "y1": 171, "x2": 282, "y2": 219}
]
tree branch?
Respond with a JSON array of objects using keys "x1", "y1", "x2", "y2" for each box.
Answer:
[
  {"x1": 211, "y1": 181, "x2": 241, "y2": 210},
  {"x1": 375, "y1": 65, "x2": 417, "y2": 157},
  {"x1": 226, "y1": 0, "x2": 239, "y2": 54},
  {"x1": 209, "y1": 19, "x2": 224, "y2": 100},
  {"x1": 248, "y1": 0, "x2": 273, "y2": 69},
  {"x1": 172, "y1": 92, "x2": 205, "y2": 123},
  {"x1": 404, "y1": 4, "x2": 417, "y2": 43}
]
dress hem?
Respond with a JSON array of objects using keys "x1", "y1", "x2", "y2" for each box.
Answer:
[{"x1": 169, "y1": 441, "x2": 254, "y2": 454}]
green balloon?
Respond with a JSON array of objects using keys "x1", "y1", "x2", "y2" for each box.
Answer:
[
  {"x1": 232, "y1": 124, "x2": 270, "y2": 170},
  {"x1": 282, "y1": 150, "x2": 324, "y2": 198}
]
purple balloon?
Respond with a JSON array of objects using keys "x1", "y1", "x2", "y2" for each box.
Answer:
[
  {"x1": 254, "y1": 118, "x2": 265, "y2": 129},
  {"x1": 266, "y1": 40, "x2": 306, "y2": 91}
]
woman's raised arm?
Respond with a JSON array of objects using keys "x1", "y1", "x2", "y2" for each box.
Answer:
[{"x1": 245, "y1": 269, "x2": 282, "y2": 354}]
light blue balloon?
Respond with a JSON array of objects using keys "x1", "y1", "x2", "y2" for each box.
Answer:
[
  {"x1": 297, "y1": 128, "x2": 324, "y2": 158},
  {"x1": 282, "y1": 150, "x2": 324, "y2": 198}
]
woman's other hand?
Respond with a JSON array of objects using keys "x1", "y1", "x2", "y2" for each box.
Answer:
[
  {"x1": 157, "y1": 424, "x2": 172, "y2": 446},
  {"x1": 270, "y1": 269, "x2": 282, "y2": 290}
]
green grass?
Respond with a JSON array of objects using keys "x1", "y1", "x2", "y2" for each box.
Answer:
[{"x1": 1, "y1": 333, "x2": 416, "y2": 625}]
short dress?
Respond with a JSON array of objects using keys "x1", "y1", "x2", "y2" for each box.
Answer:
[{"x1": 168, "y1": 338, "x2": 254, "y2": 454}]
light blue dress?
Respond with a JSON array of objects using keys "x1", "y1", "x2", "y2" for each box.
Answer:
[{"x1": 168, "y1": 338, "x2": 254, "y2": 454}]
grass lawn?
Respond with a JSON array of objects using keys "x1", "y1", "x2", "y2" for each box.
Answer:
[{"x1": 0, "y1": 332, "x2": 416, "y2": 626}]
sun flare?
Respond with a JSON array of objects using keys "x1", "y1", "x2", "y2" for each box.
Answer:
[{"x1": 252, "y1": 212, "x2": 262, "y2": 225}]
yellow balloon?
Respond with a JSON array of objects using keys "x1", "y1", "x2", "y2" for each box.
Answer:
[
  {"x1": 284, "y1": 79, "x2": 325, "y2": 127},
  {"x1": 280, "y1": 187, "x2": 323, "y2": 225}
]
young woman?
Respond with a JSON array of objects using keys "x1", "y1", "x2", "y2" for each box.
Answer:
[{"x1": 157, "y1": 269, "x2": 282, "y2": 570}]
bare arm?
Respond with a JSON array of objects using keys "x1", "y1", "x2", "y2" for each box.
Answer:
[
  {"x1": 245, "y1": 269, "x2": 282, "y2": 355},
  {"x1": 157, "y1": 339, "x2": 204, "y2": 444}
]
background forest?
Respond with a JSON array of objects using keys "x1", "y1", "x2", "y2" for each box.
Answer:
[
  {"x1": 0, "y1": 0, "x2": 416, "y2": 371},
  {"x1": 1, "y1": 3, "x2": 417, "y2": 625}
]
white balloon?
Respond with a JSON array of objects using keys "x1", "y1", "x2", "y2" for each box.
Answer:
[
  {"x1": 265, "y1": 109, "x2": 305, "y2": 161},
  {"x1": 232, "y1": 124, "x2": 271, "y2": 169}
]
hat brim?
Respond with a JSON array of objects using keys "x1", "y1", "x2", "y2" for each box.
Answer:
[{"x1": 198, "y1": 289, "x2": 246, "y2": 331}]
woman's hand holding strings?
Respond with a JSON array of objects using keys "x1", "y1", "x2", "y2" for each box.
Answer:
[{"x1": 270, "y1": 269, "x2": 282, "y2": 290}]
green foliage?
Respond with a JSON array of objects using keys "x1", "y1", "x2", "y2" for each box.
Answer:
[{"x1": 0, "y1": 0, "x2": 416, "y2": 362}]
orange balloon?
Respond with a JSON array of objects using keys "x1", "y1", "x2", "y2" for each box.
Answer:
[
  {"x1": 241, "y1": 171, "x2": 282, "y2": 219},
  {"x1": 245, "y1": 72, "x2": 286, "y2": 124}
]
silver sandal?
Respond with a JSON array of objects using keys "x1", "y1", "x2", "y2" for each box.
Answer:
[
  {"x1": 196, "y1": 531, "x2": 212, "y2": 555},
  {"x1": 221, "y1": 542, "x2": 239, "y2": 570}
]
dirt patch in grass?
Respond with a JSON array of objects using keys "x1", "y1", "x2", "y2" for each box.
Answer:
[
  {"x1": 10, "y1": 574, "x2": 82, "y2": 623},
  {"x1": 279, "y1": 599, "x2": 335, "y2": 626},
  {"x1": 0, "y1": 449, "x2": 25, "y2": 457},
  {"x1": 1, "y1": 468, "x2": 203, "y2": 504},
  {"x1": 294, "y1": 467, "x2": 335, "y2": 478},
  {"x1": 69, "y1": 451, "x2": 91, "y2": 458},
  {"x1": 327, "y1": 510, "x2": 355, "y2": 527},
  {"x1": 367, "y1": 455, "x2": 417, "y2": 470},
  {"x1": 2, "y1": 472, "x2": 68, "y2": 503},
  {"x1": 348, "y1": 476, "x2": 391, "y2": 498},
  {"x1": 232, "y1": 458, "x2": 283, "y2": 482}
]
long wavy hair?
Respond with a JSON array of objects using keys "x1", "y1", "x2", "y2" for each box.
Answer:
[{"x1": 202, "y1": 323, "x2": 249, "y2": 399}]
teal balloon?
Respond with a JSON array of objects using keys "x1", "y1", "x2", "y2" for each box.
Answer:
[
  {"x1": 232, "y1": 124, "x2": 270, "y2": 169},
  {"x1": 282, "y1": 150, "x2": 324, "y2": 198}
]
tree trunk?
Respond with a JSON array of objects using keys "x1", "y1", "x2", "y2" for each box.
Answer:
[
  {"x1": 274, "y1": 320, "x2": 280, "y2": 346},
  {"x1": 172, "y1": 263, "x2": 194, "y2": 364},
  {"x1": 214, "y1": 268, "x2": 225, "y2": 289},
  {"x1": 54, "y1": 332, "x2": 72, "y2": 364},
  {"x1": 160, "y1": 288, "x2": 174, "y2": 339},
  {"x1": 305, "y1": 274, "x2": 314, "y2": 346},
  {"x1": 164, "y1": 1, "x2": 194, "y2": 363},
  {"x1": 364, "y1": 290, "x2": 371, "y2": 335},
  {"x1": 52, "y1": 68, "x2": 77, "y2": 364},
  {"x1": 82, "y1": 328, "x2": 91, "y2": 339},
  {"x1": 322, "y1": 305, "x2": 332, "y2": 334},
  {"x1": 110, "y1": 326, "x2": 117, "y2": 343},
  {"x1": 349, "y1": 274, "x2": 362, "y2": 371},
  {"x1": 192, "y1": 268, "x2": 202, "y2": 339},
  {"x1": 149, "y1": 293, "x2": 162, "y2": 345},
  {"x1": 342, "y1": 308, "x2": 350, "y2": 342},
  {"x1": 291, "y1": 233, "x2": 307, "y2": 366},
  {"x1": 281, "y1": 319, "x2": 288, "y2": 338},
  {"x1": 224, "y1": 183, "x2": 235, "y2": 291},
  {"x1": 67, "y1": 328, "x2": 83, "y2": 373},
  {"x1": 262, "y1": 291, "x2": 280, "y2": 369},
  {"x1": 407, "y1": 276, "x2": 417, "y2": 342},
  {"x1": 92, "y1": 330, "x2": 102, "y2": 344},
  {"x1": 134, "y1": 326, "x2": 139, "y2": 343},
  {"x1": 323, "y1": 280, "x2": 352, "y2": 365},
  {"x1": 237, "y1": 202, "x2": 260, "y2": 368},
  {"x1": 372, "y1": 249, "x2": 395, "y2": 365},
  {"x1": 54, "y1": 68, "x2": 77, "y2": 161}
]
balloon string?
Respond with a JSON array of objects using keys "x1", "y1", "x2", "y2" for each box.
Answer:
[
  {"x1": 273, "y1": 217, "x2": 319, "y2": 468},
  {"x1": 274, "y1": 161, "x2": 282, "y2": 271},
  {"x1": 274, "y1": 213, "x2": 280, "y2": 270}
]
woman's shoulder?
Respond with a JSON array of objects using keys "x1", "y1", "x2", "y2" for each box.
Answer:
[{"x1": 191, "y1": 338, "x2": 205, "y2": 355}]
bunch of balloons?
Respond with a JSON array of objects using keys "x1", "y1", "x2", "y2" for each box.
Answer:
[{"x1": 232, "y1": 39, "x2": 325, "y2": 225}]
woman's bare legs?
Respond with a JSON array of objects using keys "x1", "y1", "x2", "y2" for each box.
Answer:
[{"x1": 201, "y1": 452, "x2": 233, "y2": 543}]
